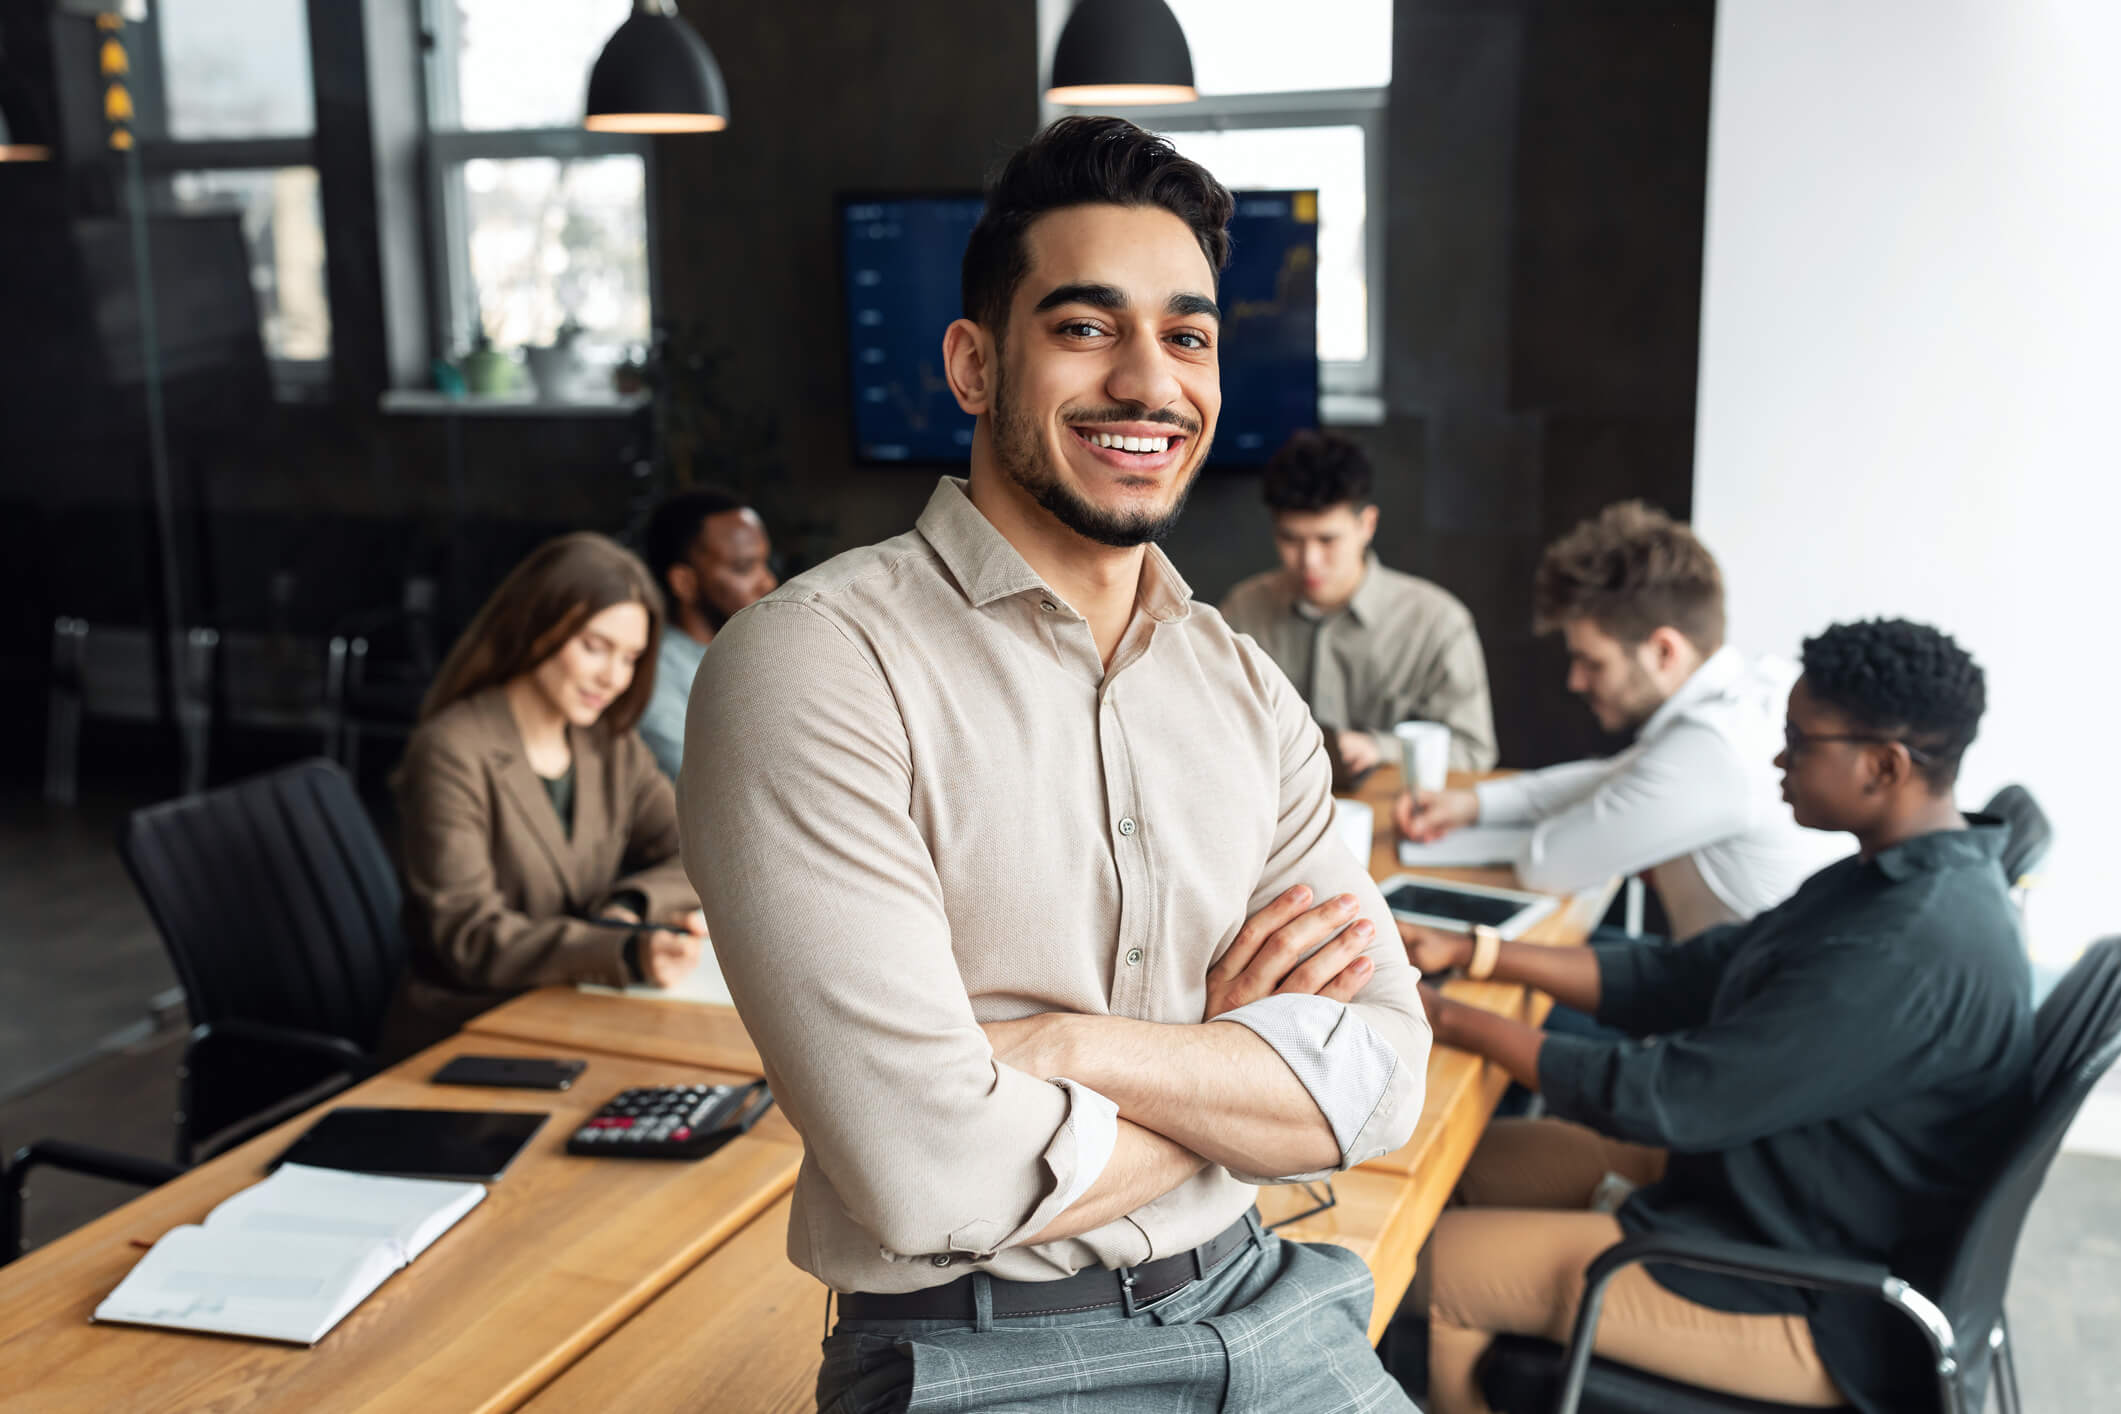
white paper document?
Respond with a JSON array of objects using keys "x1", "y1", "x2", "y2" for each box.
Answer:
[
  {"x1": 93, "y1": 1163, "x2": 485, "y2": 1345},
  {"x1": 579, "y1": 945, "x2": 734, "y2": 1006},
  {"x1": 1396, "y1": 825, "x2": 1533, "y2": 869}
]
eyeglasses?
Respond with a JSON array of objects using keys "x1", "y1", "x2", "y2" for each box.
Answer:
[{"x1": 1782, "y1": 722, "x2": 1936, "y2": 765}]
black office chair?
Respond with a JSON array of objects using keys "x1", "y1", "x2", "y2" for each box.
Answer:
[
  {"x1": 1477, "y1": 937, "x2": 2121, "y2": 1414},
  {"x1": 119, "y1": 758, "x2": 408, "y2": 1162},
  {"x1": 4, "y1": 1140, "x2": 185, "y2": 1266},
  {"x1": 1982, "y1": 784, "x2": 2054, "y2": 897}
]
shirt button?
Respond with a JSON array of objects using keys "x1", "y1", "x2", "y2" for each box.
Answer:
[
  {"x1": 1117, "y1": 817, "x2": 1137, "y2": 837},
  {"x1": 931, "y1": 1253, "x2": 953, "y2": 1267},
  {"x1": 1126, "y1": 948, "x2": 1144, "y2": 966},
  {"x1": 1040, "y1": 599, "x2": 1058, "y2": 612}
]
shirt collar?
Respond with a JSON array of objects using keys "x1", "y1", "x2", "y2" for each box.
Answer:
[
  {"x1": 1292, "y1": 553, "x2": 1385, "y2": 627},
  {"x1": 915, "y1": 476, "x2": 1194, "y2": 623},
  {"x1": 1872, "y1": 816, "x2": 2009, "y2": 882},
  {"x1": 1639, "y1": 643, "x2": 1745, "y2": 740}
]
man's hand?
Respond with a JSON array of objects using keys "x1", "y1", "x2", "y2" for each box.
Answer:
[
  {"x1": 1204, "y1": 885, "x2": 1376, "y2": 1020},
  {"x1": 1397, "y1": 919, "x2": 1472, "y2": 975},
  {"x1": 1336, "y1": 730, "x2": 1383, "y2": 778},
  {"x1": 1393, "y1": 786, "x2": 1480, "y2": 843},
  {"x1": 640, "y1": 908, "x2": 706, "y2": 988}
]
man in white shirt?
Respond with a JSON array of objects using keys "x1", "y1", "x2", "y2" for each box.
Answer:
[{"x1": 1394, "y1": 501, "x2": 1836, "y2": 942}]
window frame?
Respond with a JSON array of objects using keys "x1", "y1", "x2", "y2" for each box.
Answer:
[
  {"x1": 417, "y1": 0, "x2": 662, "y2": 363},
  {"x1": 125, "y1": 3, "x2": 334, "y2": 399},
  {"x1": 1082, "y1": 87, "x2": 1388, "y2": 410}
]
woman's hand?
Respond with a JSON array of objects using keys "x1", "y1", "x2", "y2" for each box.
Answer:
[{"x1": 640, "y1": 909, "x2": 706, "y2": 988}]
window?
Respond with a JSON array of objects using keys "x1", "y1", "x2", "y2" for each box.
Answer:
[
  {"x1": 1041, "y1": 0, "x2": 1390, "y2": 411},
  {"x1": 424, "y1": 0, "x2": 655, "y2": 372},
  {"x1": 130, "y1": 0, "x2": 331, "y2": 395}
]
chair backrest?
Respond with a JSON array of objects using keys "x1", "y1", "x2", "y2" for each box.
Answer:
[
  {"x1": 119, "y1": 758, "x2": 407, "y2": 1051},
  {"x1": 1933, "y1": 938, "x2": 2121, "y2": 1388},
  {"x1": 1981, "y1": 784, "x2": 2055, "y2": 886}
]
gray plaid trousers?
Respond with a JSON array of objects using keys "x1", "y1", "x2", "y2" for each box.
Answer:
[{"x1": 817, "y1": 1216, "x2": 1419, "y2": 1413}]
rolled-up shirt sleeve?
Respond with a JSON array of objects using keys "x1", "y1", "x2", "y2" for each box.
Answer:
[
  {"x1": 681, "y1": 600, "x2": 1110, "y2": 1263},
  {"x1": 1479, "y1": 725, "x2": 1756, "y2": 895},
  {"x1": 1229, "y1": 639, "x2": 1432, "y2": 1178}
]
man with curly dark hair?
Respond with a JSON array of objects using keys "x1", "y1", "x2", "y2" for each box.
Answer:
[
  {"x1": 1391, "y1": 617, "x2": 2032, "y2": 1414},
  {"x1": 1221, "y1": 430, "x2": 1498, "y2": 778}
]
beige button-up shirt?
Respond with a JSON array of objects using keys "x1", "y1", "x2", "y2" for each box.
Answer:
[
  {"x1": 1221, "y1": 557, "x2": 1498, "y2": 772},
  {"x1": 682, "y1": 479, "x2": 1429, "y2": 1294}
]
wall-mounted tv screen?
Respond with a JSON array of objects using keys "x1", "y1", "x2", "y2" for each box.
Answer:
[{"x1": 839, "y1": 191, "x2": 1319, "y2": 467}]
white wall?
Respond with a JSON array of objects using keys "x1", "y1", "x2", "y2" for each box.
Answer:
[{"x1": 1695, "y1": 1, "x2": 2121, "y2": 966}]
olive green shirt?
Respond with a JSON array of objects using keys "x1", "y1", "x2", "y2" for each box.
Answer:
[{"x1": 1220, "y1": 557, "x2": 1498, "y2": 771}]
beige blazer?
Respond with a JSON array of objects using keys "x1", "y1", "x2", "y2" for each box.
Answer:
[{"x1": 377, "y1": 685, "x2": 697, "y2": 1058}]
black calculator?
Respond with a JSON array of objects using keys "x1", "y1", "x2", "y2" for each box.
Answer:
[{"x1": 565, "y1": 1078, "x2": 774, "y2": 1159}]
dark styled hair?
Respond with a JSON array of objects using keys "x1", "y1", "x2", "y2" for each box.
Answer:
[
  {"x1": 1800, "y1": 618, "x2": 1986, "y2": 788},
  {"x1": 643, "y1": 486, "x2": 747, "y2": 594},
  {"x1": 1263, "y1": 430, "x2": 1373, "y2": 512},
  {"x1": 420, "y1": 532, "x2": 663, "y2": 734},
  {"x1": 1533, "y1": 500, "x2": 1725, "y2": 654},
  {"x1": 960, "y1": 116, "x2": 1234, "y2": 334}
]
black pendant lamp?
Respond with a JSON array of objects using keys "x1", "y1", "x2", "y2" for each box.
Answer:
[
  {"x1": 1047, "y1": 0, "x2": 1198, "y2": 107},
  {"x1": 585, "y1": 0, "x2": 729, "y2": 134}
]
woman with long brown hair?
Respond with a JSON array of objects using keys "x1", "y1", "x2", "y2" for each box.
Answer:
[{"x1": 377, "y1": 532, "x2": 704, "y2": 1057}]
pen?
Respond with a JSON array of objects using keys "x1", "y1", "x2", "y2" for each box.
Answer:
[{"x1": 574, "y1": 916, "x2": 700, "y2": 936}]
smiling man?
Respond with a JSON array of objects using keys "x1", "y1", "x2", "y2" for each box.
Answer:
[{"x1": 683, "y1": 118, "x2": 1427, "y2": 1412}]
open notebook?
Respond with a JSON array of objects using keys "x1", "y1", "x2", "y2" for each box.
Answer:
[{"x1": 93, "y1": 1163, "x2": 485, "y2": 1345}]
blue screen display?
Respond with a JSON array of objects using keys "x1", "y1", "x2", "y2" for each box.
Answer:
[{"x1": 840, "y1": 192, "x2": 1319, "y2": 466}]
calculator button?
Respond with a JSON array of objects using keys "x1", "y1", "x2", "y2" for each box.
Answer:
[{"x1": 673, "y1": 1127, "x2": 692, "y2": 1141}]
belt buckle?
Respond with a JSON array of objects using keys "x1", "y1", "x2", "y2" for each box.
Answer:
[
  {"x1": 1117, "y1": 1265, "x2": 1146, "y2": 1318},
  {"x1": 1117, "y1": 1260, "x2": 1194, "y2": 1319}
]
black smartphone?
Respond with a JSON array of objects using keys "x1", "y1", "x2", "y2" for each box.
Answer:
[{"x1": 430, "y1": 1054, "x2": 588, "y2": 1091}]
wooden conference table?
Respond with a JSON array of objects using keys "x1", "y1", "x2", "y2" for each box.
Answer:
[{"x1": 1, "y1": 767, "x2": 1611, "y2": 1413}]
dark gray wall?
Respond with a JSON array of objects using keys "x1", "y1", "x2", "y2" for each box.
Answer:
[
  {"x1": 1352, "y1": 0, "x2": 1714, "y2": 765},
  {"x1": 659, "y1": 0, "x2": 1041, "y2": 556}
]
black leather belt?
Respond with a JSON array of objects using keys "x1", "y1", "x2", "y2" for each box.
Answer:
[{"x1": 840, "y1": 1210, "x2": 1258, "y2": 1322}]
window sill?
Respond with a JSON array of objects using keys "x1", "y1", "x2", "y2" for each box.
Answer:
[
  {"x1": 378, "y1": 389, "x2": 650, "y2": 419},
  {"x1": 1321, "y1": 391, "x2": 1385, "y2": 427}
]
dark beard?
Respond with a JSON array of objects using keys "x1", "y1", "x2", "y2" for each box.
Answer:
[{"x1": 989, "y1": 359, "x2": 1205, "y2": 549}]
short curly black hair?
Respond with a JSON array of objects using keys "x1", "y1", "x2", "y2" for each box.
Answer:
[
  {"x1": 641, "y1": 486, "x2": 746, "y2": 596},
  {"x1": 962, "y1": 116, "x2": 1233, "y2": 335},
  {"x1": 1262, "y1": 430, "x2": 1373, "y2": 512},
  {"x1": 1800, "y1": 618, "x2": 1986, "y2": 788}
]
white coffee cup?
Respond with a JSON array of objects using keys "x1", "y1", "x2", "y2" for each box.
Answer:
[
  {"x1": 1331, "y1": 797, "x2": 1375, "y2": 867},
  {"x1": 1393, "y1": 720, "x2": 1452, "y2": 796}
]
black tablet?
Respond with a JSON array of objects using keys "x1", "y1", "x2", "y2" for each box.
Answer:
[
  {"x1": 1378, "y1": 874, "x2": 1559, "y2": 939},
  {"x1": 272, "y1": 1107, "x2": 547, "y2": 1182}
]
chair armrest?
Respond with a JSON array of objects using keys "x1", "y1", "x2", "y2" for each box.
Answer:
[
  {"x1": 1582, "y1": 1232, "x2": 1891, "y2": 1298},
  {"x1": 1556, "y1": 1233, "x2": 1955, "y2": 1414},
  {"x1": 6, "y1": 1140, "x2": 186, "y2": 1263},
  {"x1": 187, "y1": 1020, "x2": 376, "y2": 1078},
  {"x1": 9, "y1": 1139, "x2": 186, "y2": 1191}
]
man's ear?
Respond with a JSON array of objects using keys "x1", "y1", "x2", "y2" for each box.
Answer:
[
  {"x1": 1357, "y1": 504, "x2": 1381, "y2": 544},
  {"x1": 666, "y1": 563, "x2": 697, "y2": 608},
  {"x1": 1644, "y1": 625, "x2": 1690, "y2": 675},
  {"x1": 943, "y1": 318, "x2": 996, "y2": 415}
]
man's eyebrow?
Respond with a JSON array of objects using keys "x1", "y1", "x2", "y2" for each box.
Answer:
[
  {"x1": 1033, "y1": 282, "x2": 1127, "y2": 313},
  {"x1": 1167, "y1": 292, "x2": 1221, "y2": 321}
]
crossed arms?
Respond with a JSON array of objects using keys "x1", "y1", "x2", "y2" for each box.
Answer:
[{"x1": 683, "y1": 601, "x2": 1431, "y2": 1263}]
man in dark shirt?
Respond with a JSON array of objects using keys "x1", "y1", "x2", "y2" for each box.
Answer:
[{"x1": 1400, "y1": 618, "x2": 2031, "y2": 1414}]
